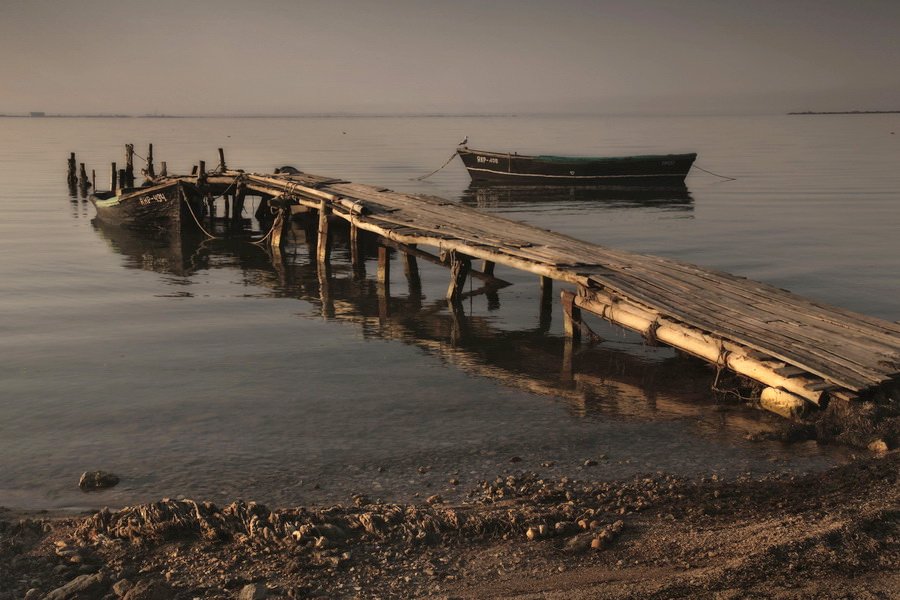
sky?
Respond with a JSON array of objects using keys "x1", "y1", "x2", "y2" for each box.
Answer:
[{"x1": 1, "y1": 0, "x2": 899, "y2": 116}]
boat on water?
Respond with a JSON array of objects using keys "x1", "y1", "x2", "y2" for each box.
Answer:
[
  {"x1": 90, "y1": 180, "x2": 205, "y2": 234},
  {"x1": 457, "y1": 146, "x2": 697, "y2": 185}
]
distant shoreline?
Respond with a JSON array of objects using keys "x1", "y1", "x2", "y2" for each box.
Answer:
[{"x1": 789, "y1": 110, "x2": 900, "y2": 115}]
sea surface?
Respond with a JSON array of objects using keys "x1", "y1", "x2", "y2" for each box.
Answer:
[{"x1": 1, "y1": 115, "x2": 897, "y2": 511}]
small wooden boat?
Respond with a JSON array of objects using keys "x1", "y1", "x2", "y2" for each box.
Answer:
[
  {"x1": 90, "y1": 180, "x2": 205, "y2": 233},
  {"x1": 457, "y1": 147, "x2": 697, "y2": 185}
]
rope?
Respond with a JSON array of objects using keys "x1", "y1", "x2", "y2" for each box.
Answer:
[
  {"x1": 412, "y1": 150, "x2": 458, "y2": 181},
  {"x1": 692, "y1": 164, "x2": 737, "y2": 181},
  {"x1": 182, "y1": 192, "x2": 221, "y2": 239},
  {"x1": 250, "y1": 213, "x2": 282, "y2": 246}
]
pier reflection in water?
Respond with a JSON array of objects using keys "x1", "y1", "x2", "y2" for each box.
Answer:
[
  {"x1": 93, "y1": 212, "x2": 773, "y2": 434},
  {"x1": 76, "y1": 214, "x2": 855, "y2": 509}
]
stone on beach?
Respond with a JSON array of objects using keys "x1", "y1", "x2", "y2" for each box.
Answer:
[{"x1": 78, "y1": 471, "x2": 120, "y2": 491}]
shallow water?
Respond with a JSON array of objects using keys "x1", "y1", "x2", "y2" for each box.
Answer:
[{"x1": 1, "y1": 115, "x2": 897, "y2": 510}]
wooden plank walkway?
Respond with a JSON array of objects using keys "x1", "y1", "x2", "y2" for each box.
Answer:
[{"x1": 239, "y1": 170, "x2": 900, "y2": 413}]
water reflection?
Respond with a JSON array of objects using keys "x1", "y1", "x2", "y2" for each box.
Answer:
[
  {"x1": 460, "y1": 182, "x2": 693, "y2": 211},
  {"x1": 91, "y1": 220, "x2": 779, "y2": 437}
]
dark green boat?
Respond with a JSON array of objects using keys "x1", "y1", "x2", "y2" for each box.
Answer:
[{"x1": 457, "y1": 147, "x2": 697, "y2": 185}]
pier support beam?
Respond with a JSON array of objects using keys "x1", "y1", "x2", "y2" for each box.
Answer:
[
  {"x1": 481, "y1": 260, "x2": 495, "y2": 277},
  {"x1": 539, "y1": 276, "x2": 553, "y2": 332},
  {"x1": 67, "y1": 153, "x2": 77, "y2": 185},
  {"x1": 124, "y1": 144, "x2": 135, "y2": 188},
  {"x1": 446, "y1": 250, "x2": 471, "y2": 304},
  {"x1": 561, "y1": 290, "x2": 582, "y2": 345},
  {"x1": 146, "y1": 144, "x2": 155, "y2": 178},
  {"x1": 403, "y1": 244, "x2": 421, "y2": 291},
  {"x1": 377, "y1": 245, "x2": 391, "y2": 289},
  {"x1": 317, "y1": 201, "x2": 332, "y2": 264}
]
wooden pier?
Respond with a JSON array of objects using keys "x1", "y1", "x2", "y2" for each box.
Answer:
[{"x1": 82, "y1": 147, "x2": 900, "y2": 419}]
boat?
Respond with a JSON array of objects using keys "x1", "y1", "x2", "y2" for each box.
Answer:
[
  {"x1": 457, "y1": 146, "x2": 697, "y2": 185},
  {"x1": 90, "y1": 180, "x2": 205, "y2": 233}
]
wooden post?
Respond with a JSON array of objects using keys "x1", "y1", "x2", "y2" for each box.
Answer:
[
  {"x1": 78, "y1": 163, "x2": 88, "y2": 187},
  {"x1": 146, "y1": 143, "x2": 155, "y2": 178},
  {"x1": 91, "y1": 169, "x2": 96, "y2": 191},
  {"x1": 317, "y1": 201, "x2": 331, "y2": 264},
  {"x1": 117, "y1": 169, "x2": 127, "y2": 192},
  {"x1": 270, "y1": 210, "x2": 287, "y2": 252},
  {"x1": 198, "y1": 160, "x2": 206, "y2": 180},
  {"x1": 124, "y1": 144, "x2": 134, "y2": 187},
  {"x1": 377, "y1": 245, "x2": 391, "y2": 287},
  {"x1": 159, "y1": 161, "x2": 167, "y2": 177},
  {"x1": 67, "y1": 152, "x2": 77, "y2": 196},
  {"x1": 403, "y1": 244, "x2": 421, "y2": 291},
  {"x1": 539, "y1": 276, "x2": 553, "y2": 332},
  {"x1": 482, "y1": 260, "x2": 495, "y2": 276},
  {"x1": 350, "y1": 223, "x2": 364, "y2": 276},
  {"x1": 110, "y1": 162, "x2": 117, "y2": 193},
  {"x1": 218, "y1": 147, "x2": 226, "y2": 172},
  {"x1": 446, "y1": 250, "x2": 471, "y2": 304},
  {"x1": 561, "y1": 289, "x2": 582, "y2": 345},
  {"x1": 67, "y1": 152, "x2": 78, "y2": 183},
  {"x1": 232, "y1": 183, "x2": 246, "y2": 228}
]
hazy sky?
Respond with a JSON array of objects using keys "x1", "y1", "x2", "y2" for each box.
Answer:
[{"x1": 1, "y1": 0, "x2": 898, "y2": 115}]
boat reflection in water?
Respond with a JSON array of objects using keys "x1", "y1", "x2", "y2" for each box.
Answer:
[
  {"x1": 460, "y1": 182, "x2": 693, "y2": 212},
  {"x1": 91, "y1": 218, "x2": 783, "y2": 438}
]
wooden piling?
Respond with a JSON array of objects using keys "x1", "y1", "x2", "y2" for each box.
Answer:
[
  {"x1": 124, "y1": 144, "x2": 134, "y2": 187},
  {"x1": 118, "y1": 169, "x2": 127, "y2": 192},
  {"x1": 446, "y1": 251, "x2": 471, "y2": 304},
  {"x1": 218, "y1": 147, "x2": 226, "y2": 171},
  {"x1": 539, "y1": 276, "x2": 553, "y2": 332},
  {"x1": 403, "y1": 244, "x2": 421, "y2": 291},
  {"x1": 67, "y1": 153, "x2": 77, "y2": 185},
  {"x1": 159, "y1": 161, "x2": 167, "y2": 177},
  {"x1": 232, "y1": 182, "x2": 246, "y2": 226},
  {"x1": 110, "y1": 163, "x2": 117, "y2": 193},
  {"x1": 482, "y1": 260, "x2": 495, "y2": 276},
  {"x1": 377, "y1": 246, "x2": 391, "y2": 288},
  {"x1": 146, "y1": 143, "x2": 155, "y2": 178},
  {"x1": 561, "y1": 290, "x2": 582, "y2": 345},
  {"x1": 317, "y1": 201, "x2": 332, "y2": 264},
  {"x1": 78, "y1": 163, "x2": 89, "y2": 188},
  {"x1": 91, "y1": 169, "x2": 96, "y2": 191},
  {"x1": 350, "y1": 223, "x2": 364, "y2": 275}
]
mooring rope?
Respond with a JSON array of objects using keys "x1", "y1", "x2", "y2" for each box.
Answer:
[
  {"x1": 692, "y1": 164, "x2": 737, "y2": 181},
  {"x1": 250, "y1": 214, "x2": 282, "y2": 246},
  {"x1": 182, "y1": 193, "x2": 221, "y2": 239},
  {"x1": 412, "y1": 150, "x2": 459, "y2": 181}
]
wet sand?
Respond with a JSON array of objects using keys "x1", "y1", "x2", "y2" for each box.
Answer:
[{"x1": 2, "y1": 451, "x2": 896, "y2": 599}]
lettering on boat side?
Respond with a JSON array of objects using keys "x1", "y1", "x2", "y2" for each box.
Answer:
[
  {"x1": 476, "y1": 155, "x2": 500, "y2": 165},
  {"x1": 139, "y1": 193, "x2": 169, "y2": 206}
]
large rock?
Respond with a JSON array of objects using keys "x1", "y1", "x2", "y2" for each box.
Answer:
[
  {"x1": 45, "y1": 573, "x2": 110, "y2": 600},
  {"x1": 78, "y1": 471, "x2": 120, "y2": 491}
]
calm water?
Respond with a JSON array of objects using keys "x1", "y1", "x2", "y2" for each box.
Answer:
[{"x1": 1, "y1": 115, "x2": 898, "y2": 510}]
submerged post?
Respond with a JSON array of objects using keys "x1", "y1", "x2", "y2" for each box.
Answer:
[
  {"x1": 377, "y1": 246, "x2": 391, "y2": 290},
  {"x1": 403, "y1": 244, "x2": 421, "y2": 291},
  {"x1": 317, "y1": 200, "x2": 332, "y2": 264},
  {"x1": 350, "y1": 223, "x2": 364, "y2": 277},
  {"x1": 539, "y1": 276, "x2": 553, "y2": 332},
  {"x1": 561, "y1": 289, "x2": 582, "y2": 345},
  {"x1": 446, "y1": 250, "x2": 471, "y2": 304},
  {"x1": 67, "y1": 152, "x2": 77, "y2": 185}
]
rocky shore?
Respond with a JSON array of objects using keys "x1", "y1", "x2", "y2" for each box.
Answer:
[{"x1": 1, "y1": 451, "x2": 897, "y2": 599}]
